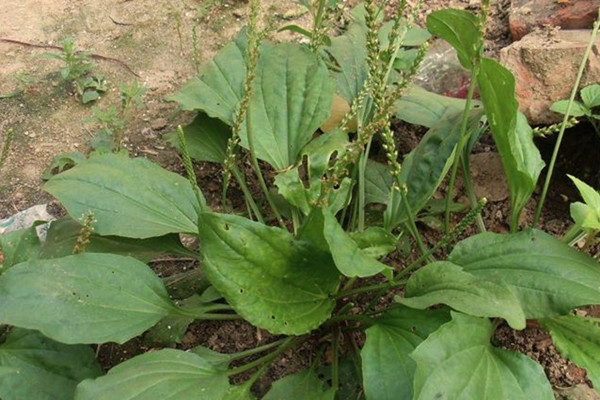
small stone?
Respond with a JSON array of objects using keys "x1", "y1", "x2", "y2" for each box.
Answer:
[{"x1": 151, "y1": 118, "x2": 168, "y2": 130}]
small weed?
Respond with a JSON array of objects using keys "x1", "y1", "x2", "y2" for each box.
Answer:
[
  {"x1": 41, "y1": 39, "x2": 107, "y2": 104},
  {"x1": 551, "y1": 83, "x2": 600, "y2": 139},
  {"x1": 0, "y1": 72, "x2": 38, "y2": 99}
]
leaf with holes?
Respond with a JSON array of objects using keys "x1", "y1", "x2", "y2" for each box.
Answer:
[
  {"x1": 361, "y1": 307, "x2": 450, "y2": 400},
  {"x1": 275, "y1": 130, "x2": 352, "y2": 215},
  {"x1": 299, "y1": 208, "x2": 388, "y2": 278},
  {"x1": 44, "y1": 152, "x2": 203, "y2": 238},
  {"x1": 0, "y1": 253, "x2": 176, "y2": 344},
  {"x1": 399, "y1": 261, "x2": 526, "y2": 329},
  {"x1": 540, "y1": 315, "x2": 600, "y2": 394},
  {"x1": 412, "y1": 313, "x2": 554, "y2": 400},
  {"x1": 449, "y1": 229, "x2": 600, "y2": 319},
  {"x1": 0, "y1": 329, "x2": 102, "y2": 400},
  {"x1": 75, "y1": 349, "x2": 230, "y2": 400},
  {"x1": 198, "y1": 212, "x2": 340, "y2": 335}
]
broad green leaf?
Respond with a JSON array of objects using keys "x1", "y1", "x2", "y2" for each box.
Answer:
[
  {"x1": 44, "y1": 152, "x2": 203, "y2": 238},
  {"x1": 449, "y1": 229, "x2": 600, "y2": 319},
  {"x1": 570, "y1": 201, "x2": 596, "y2": 230},
  {"x1": 384, "y1": 110, "x2": 482, "y2": 230},
  {"x1": 300, "y1": 209, "x2": 388, "y2": 278},
  {"x1": 189, "y1": 346, "x2": 231, "y2": 370},
  {"x1": 198, "y1": 213, "x2": 340, "y2": 335},
  {"x1": 0, "y1": 329, "x2": 101, "y2": 400},
  {"x1": 394, "y1": 85, "x2": 472, "y2": 128},
  {"x1": 169, "y1": 30, "x2": 247, "y2": 123},
  {"x1": 568, "y1": 175, "x2": 600, "y2": 230},
  {"x1": 362, "y1": 307, "x2": 450, "y2": 400},
  {"x1": 426, "y1": 9, "x2": 481, "y2": 70},
  {"x1": 75, "y1": 349, "x2": 229, "y2": 400},
  {"x1": 40, "y1": 217, "x2": 196, "y2": 263},
  {"x1": 399, "y1": 261, "x2": 526, "y2": 329},
  {"x1": 241, "y1": 43, "x2": 335, "y2": 170},
  {"x1": 223, "y1": 384, "x2": 256, "y2": 400},
  {"x1": 478, "y1": 59, "x2": 545, "y2": 224},
  {"x1": 581, "y1": 84, "x2": 600, "y2": 109},
  {"x1": 349, "y1": 227, "x2": 397, "y2": 259},
  {"x1": 550, "y1": 100, "x2": 588, "y2": 117},
  {"x1": 412, "y1": 313, "x2": 554, "y2": 400},
  {"x1": 263, "y1": 370, "x2": 335, "y2": 400},
  {"x1": 165, "y1": 113, "x2": 231, "y2": 164},
  {"x1": 364, "y1": 159, "x2": 393, "y2": 205},
  {"x1": 275, "y1": 130, "x2": 352, "y2": 215},
  {"x1": 540, "y1": 315, "x2": 600, "y2": 394},
  {"x1": 145, "y1": 295, "x2": 207, "y2": 346},
  {"x1": 0, "y1": 253, "x2": 176, "y2": 344},
  {"x1": 0, "y1": 225, "x2": 40, "y2": 272},
  {"x1": 327, "y1": 17, "x2": 368, "y2": 103}
]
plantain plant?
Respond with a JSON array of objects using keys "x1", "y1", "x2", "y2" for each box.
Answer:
[{"x1": 1, "y1": 1, "x2": 600, "y2": 399}]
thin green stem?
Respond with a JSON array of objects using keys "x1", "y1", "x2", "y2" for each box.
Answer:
[
  {"x1": 534, "y1": 13, "x2": 600, "y2": 226},
  {"x1": 246, "y1": 115, "x2": 286, "y2": 228},
  {"x1": 232, "y1": 166, "x2": 264, "y2": 223},
  {"x1": 400, "y1": 186, "x2": 430, "y2": 259},
  {"x1": 357, "y1": 138, "x2": 373, "y2": 231},
  {"x1": 461, "y1": 160, "x2": 486, "y2": 232},
  {"x1": 336, "y1": 281, "x2": 406, "y2": 300},
  {"x1": 196, "y1": 313, "x2": 242, "y2": 321},
  {"x1": 291, "y1": 207, "x2": 300, "y2": 235},
  {"x1": 177, "y1": 126, "x2": 207, "y2": 215},
  {"x1": 331, "y1": 329, "x2": 340, "y2": 393},
  {"x1": 444, "y1": 70, "x2": 479, "y2": 233},
  {"x1": 227, "y1": 337, "x2": 297, "y2": 376},
  {"x1": 228, "y1": 337, "x2": 290, "y2": 361}
]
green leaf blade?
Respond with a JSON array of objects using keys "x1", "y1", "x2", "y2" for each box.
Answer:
[
  {"x1": 75, "y1": 349, "x2": 230, "y2": 400},
  {"x1": 242, "y1": 43, "x2": 335, "y2": 170},
  {"x1": 477, "y1": 59, "x2": 544, "y2": 222},
  {"x1": 0, "y1": 253, "x2": 175, "y2": 344},
  {"x1": 44, "y1": 153, "x2": 202, "y2": 238},
  {"x1": 399, "y1": 261, "x2": 526, "y2": 329},
  {"x1": 198, "y1": 213, "x2": 340, "y2": 335},
  {"x1": 263, "y1": 370, "x2": 334, "y2": 400},
  {"x1": 449, "y1": 229, "x2": 600, "y2": 319},
  {"x1": 361, "y1": 307, "x2": 450, "y2": 400},
  {"x1": 540, "y1": 315, "x2": 600, "y2": 394},
  {"x1": 426, "y1": 9, "x2": 481, "y2": 70},
  {"x1": 169, "y1": 29, "x2": 248, "y2": 123},
  {"x1": 0, "y1": 329, "x2": 102, "y2": 400},
  {"x1": 385, "y1": 110, "x2": 482, "y2": 230},
  {"x1": 412, "y1": 313, "x2": 554, "y2": 400}
]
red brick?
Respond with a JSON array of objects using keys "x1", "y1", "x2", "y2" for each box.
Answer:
[{"x1": 509, "y1": 0, "x2": 599, "y2": 41}]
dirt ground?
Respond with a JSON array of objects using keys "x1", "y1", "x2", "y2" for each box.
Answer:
[{"x1": 1, "y1": 0, "x2": 599, "y2": 398}]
